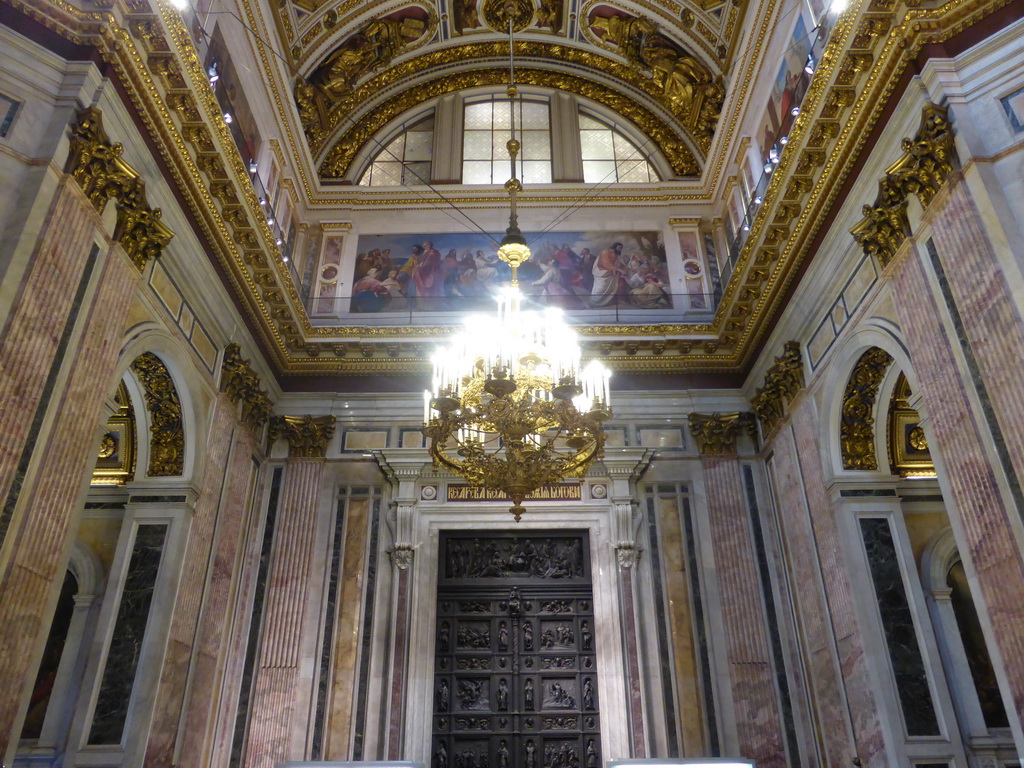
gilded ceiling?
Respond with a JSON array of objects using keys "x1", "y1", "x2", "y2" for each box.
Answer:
[
  {"x1": 4, "y1": 0, "x2": 1018, "y2": 382},
  {"x1": 283, "y1": 0, "x2": 733, "y2": 179}
]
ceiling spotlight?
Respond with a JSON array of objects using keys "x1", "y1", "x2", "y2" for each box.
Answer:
[
  {"x1": 791, "y1": 106, "x2": 800, "y2": 117},
  {"x1": 223, "y1": 112, "x2": 232, "y2": 124},
  {"x1": 769, "y1": 147, "x2": 780, "y2": 164},
  {"x1": 283, "y1": 256, "x2": 289, "y2": 262},
  {"x1": 276, "y1": 238, "x2": 284, "y2": 246},
  {"x1": 779, "y1": 136, "x2": 789, "y2": 145},
  {"x1": 742, "y1": 223, "x2": 750, "y2": 232},
  {"x1": 258, "y1": 197, "x2": 266, "y2": 206},
  {"x1": 266, "y1": 217, "x2": 275, "y2": 226},
  {"x1": 763, "y1": 162, "x2": 773, "y2": 174},
  {"x1": 248, "y1": 159, "x2": 258, "y2": 175},
  {"x1": 830, "y1": 0, "x2": 850, "y2": 12},
  {"x1": 804, "y1": 55, "x2": 815, "y2": 75},
  {"x1": 753, "y1": 196, "x2": 762, "y2": 205},
  {"x1": 168, "y1": 0, "x2": 188, "y2": 9},
  {"x1": 207, "y1": 64, "x2": 219, "y2": 84}
]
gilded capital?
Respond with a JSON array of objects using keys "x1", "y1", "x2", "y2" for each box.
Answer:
[
  {"x1": 752, "y1": 342, "x2": 805, "y2": 433},
  {"x1": 66, "y1": 107, "x2": 174, "y2": 270},
  {"x1": 220, "y1": 343, "x2": 273, "y2": 430},
  {"x1": 850, "y1": 103, "x2": 956, "y2": 267},
  {"x1": 688, "y1": 412, "x2": 756, "y2": 456},
  {"x1": 269, "y1": 414, "x2": 336, "y2": 457}
]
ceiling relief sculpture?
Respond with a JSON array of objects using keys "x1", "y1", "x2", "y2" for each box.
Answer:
[
  {"x1": 586, "y1": 7, "x2": 723, "y2": 141},
  {"x1": 309, "y1": 7, "x2": 432, "y2": 98}
]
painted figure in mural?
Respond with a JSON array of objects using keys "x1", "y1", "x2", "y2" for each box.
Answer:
[
  {"x1": 589, "y1": 244, "x2": 625, "y2": 307},
  {"x1": 533, "y1": 256, "x2": 573, "y2": 298},
  {"x1": 413, "y1": 241, "x2": 444, "y2": 299}
]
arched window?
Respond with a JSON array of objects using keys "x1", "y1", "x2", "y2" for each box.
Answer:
[
  {"x1": 579, "y1": 113, "x2": 659, "y2": 183},
  {"x1": 462, "y1": 98, "x2": 552, "y2": 184},
  {"x1": 359, "y1": 115, "x2": 435, "y2": 187}
]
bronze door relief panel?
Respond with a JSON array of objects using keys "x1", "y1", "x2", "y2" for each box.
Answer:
[{"x1": 433, "y1": 532, "x2": 601, "y2": 768}]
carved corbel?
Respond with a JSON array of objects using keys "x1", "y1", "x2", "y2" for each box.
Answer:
[
  {"x1": 751, "y1": 342, "x2": 805, "y2": 433},
  {"x1": 220, "y1": 343, "x2": 274, "y2": 431}
]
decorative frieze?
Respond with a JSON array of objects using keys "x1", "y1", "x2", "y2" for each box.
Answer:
[
  {"x1": 840, "y1": 347, "x2": 894, "y2": 470},
  {"x1": 66, "y1": 107, "x2": 174, "y2": 270},
  {"x1": 269, "y1": 414, "x2": 336, "y2": 458},
  {"x1": 219, "y1": 343, "x2": 273, "y2": 430},
  {"x1": 850, "y1": 103, "x2": 956, "y2": 267},
  {"x1": 751, "y1": 341, "x2": 804, "y2": 433},
  {"x1": 130, "y1": 352, "x2": 185, "y2": 476},
  {"x1": 687, "y1": 412, "x2": 757, "y2": 455}
]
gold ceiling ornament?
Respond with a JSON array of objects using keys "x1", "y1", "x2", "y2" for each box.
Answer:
[
  {"x1": 130, "y1": 352, "x2": 185, "y2": 477},
  {"x1": 65, "y1": 107, "x2": 174, "y2": 271},
  {"x1": 751, "y1": 341, "x2": 804, "y2": 433},
  {"x1": 314, "y1": 66, "x2": 701, "y2": 178},
  {"x1": 687, "y1": 411, "x2": 756, "y2": 455},
  {"x1": 422, "y1": 25, "x2": 612, "y2": 522},
  {"x1": 482, "y1": 0, "x2": 534, "y2": 32},
  {"x1": 220, "y1": 343, "x2": 274, "y2": 431},
  {"x1": 268, "y1": 414, "x2": 337, "y2": 457},
  {"x1": 587, "y1": 11, "x2": 723, "y2": 136},
  {"x1": 887, "y1": 373, "x2": 935, "y2": 478},
  {"x1": 850, "y1": 103, "x2": 957, "y2": 268},
  {"x1": 840, "y1": 347, "x2": 894, "y2": 471},
  {"x1": 92, "y1": 381, "x2": 137, "y2": 486},
  {"x1": 312, "y1": 11, "x2": 430, "y2": 98}
]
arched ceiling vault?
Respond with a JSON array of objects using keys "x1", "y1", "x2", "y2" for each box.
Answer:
[
  {"x1": 298, "y1": 44, "x2": 724, "y2": 180},
  {"x1": 291, "y1": 2, "x2": 728, "y2": 180}
]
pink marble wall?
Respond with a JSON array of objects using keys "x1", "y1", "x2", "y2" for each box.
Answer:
[
  {"x1": 768, "y1": 420, "x2": 861, "y2": 768},
  {"x1": 244, "y1": 458, "x2": 325, "y2": 768},
  {"x1": 789, "y1": 401, "x2": 888, "y2": 766},
  {"x1": 891, "y1": 240, "x2": 1024, "y2": 725},
  {"x1": 619, "y1": 563, "x2": 648, "y2": 758},
  {"x1": 0, "y1": 244, "x2": 140, "y2": 756},
  {"x1": 144, "y1": 396, "x2": 259, "y2": 767},
  {"x1": 0, "y1": 180, "x2": 102, "y2": 510},
  {"x1": 386, "y1": 565, "x2": 411, "y2": 761},
  {"x1": 701, "y1": 456, "x2": 785, "y2": 768}
]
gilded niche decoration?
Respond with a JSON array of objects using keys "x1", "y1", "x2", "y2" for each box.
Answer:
[
  {"x1": 840, "y1": 347, "x2": 894, "y2": 471},
  {"x1": 311, "y1": 10, "x2": 430, "y2": 99},
  {"x1": 220, "y1": 343, "x2": 273, "y2": 431},
  {"x1": 588, "y1": 9, "x2": 723, "y2": 145},
  {"x1": 269, "y1": 414, "x2": 337, "y2": 457},
  {"x1": 887, "y1": 373, "x2": 935, "y2": 478},
  {"x1": 751, "y1": 341, "x2": 804, "y2": 433},
  {"x1": 65, "y1": 107, "x2": 174, "y2": 271},
  {"x1": 92, "y1": 381, "x2": 137, "y2": 486},
  {"x1": 130, "y1": 353, "x2": 185, "y2": 477},
  {"x1": 850, "y1": 104, "x2": 957, "y2": 268},
  {"x1": 482, "y1": 0, "x2": 535, "y2": 32},
  {"x1": 687, "y1": 412, "x2": 756, "y2": 455}
]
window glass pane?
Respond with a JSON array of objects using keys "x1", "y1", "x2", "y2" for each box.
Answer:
[
  {"x1": 492, "y1": 101, "x2": 512, "y2": 128},
  {"x1": 462, "y1": 161, "x2": 492, "y2": 184},
  {"x1": 359, "y1": 168, "x2": 372, "y2": 186},
  {"x1": 580, "y1": 130, "x2": 615, "y2": 160},
  {"x1": 380, "y1": 134, "x2": 405, "y2": 160},
  {"x1": 463, "y1": 131, "x2": 492, "y2": 159},
  {"x1": 464, "y1": 102, "x2": 492, "y2": 129},
  {"x1": 613, "y1": 132, "x2": 642, "y2": 160},
  {"x1": 522, "y1": 161, "x2": 551, "y2": 184},
  {"x1": 404, "y1": 162, "x2": 431, "y2": 184},
  {"x1": 578, "y1": 115, "x2": 602, "y2": 130},
  {"x1": 617, "y1": 159, "x2": 651, "y2": 183},
  {"x1": 374, "y1": 162, "x2": 403, "y2": 186},
  {"x1": 492, "y1": 162, "x2": 508, "y2": 183},
  {"x1": 492, "y1": 132, "x2": 511, "y2": 158},
  {"x1": 582, "y1": 160, "x2": 616, "y2": 183},
  {"x1": 520, "y1": 101, "x2": 549, "y2": 128},
  {"x1": 521, "y1": 131, "x2": 551, "y2": 160},
  {"x1": 405, "y1": 131, "x2": 432, "y2": 161}
]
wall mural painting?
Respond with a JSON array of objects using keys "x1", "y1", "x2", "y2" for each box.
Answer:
[
  {"x1": 350, "y1": 230, "x2": 670, "y2": 313},
  {"x1": 757, "y1": 12, "x2": 815, "y2": 163}
]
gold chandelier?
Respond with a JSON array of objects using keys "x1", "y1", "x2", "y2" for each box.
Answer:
[{"x1": 422, "y1": 2, "x2": 611, "y2": 520}]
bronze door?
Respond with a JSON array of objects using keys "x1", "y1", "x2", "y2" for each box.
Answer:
[{"x1": 432, "y1": 531, "x2": 601, "y2": 768}]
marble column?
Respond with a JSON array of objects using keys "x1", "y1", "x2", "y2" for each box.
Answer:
[
  {"x1": 0, "y1": 178, "x2": 104, "y2": 520},
  {"x1": 766, "y1": 398, "x2": 889, "y2": 768},
  {"x1": 243, "y1": 415, "x2": 334, "y2": 768},
  {"x1": 0, "y1": 241, "x2": 142, "y2": 760},
  {"x1": 688, "y1": 412, "x2": 786, "y2": 768},
  {"x1": 144, "y1": 394, "x2": 263, "y2": 767},
  {"x1": 890, "y1": 236, "x2": 1024, "y2": 740}
]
